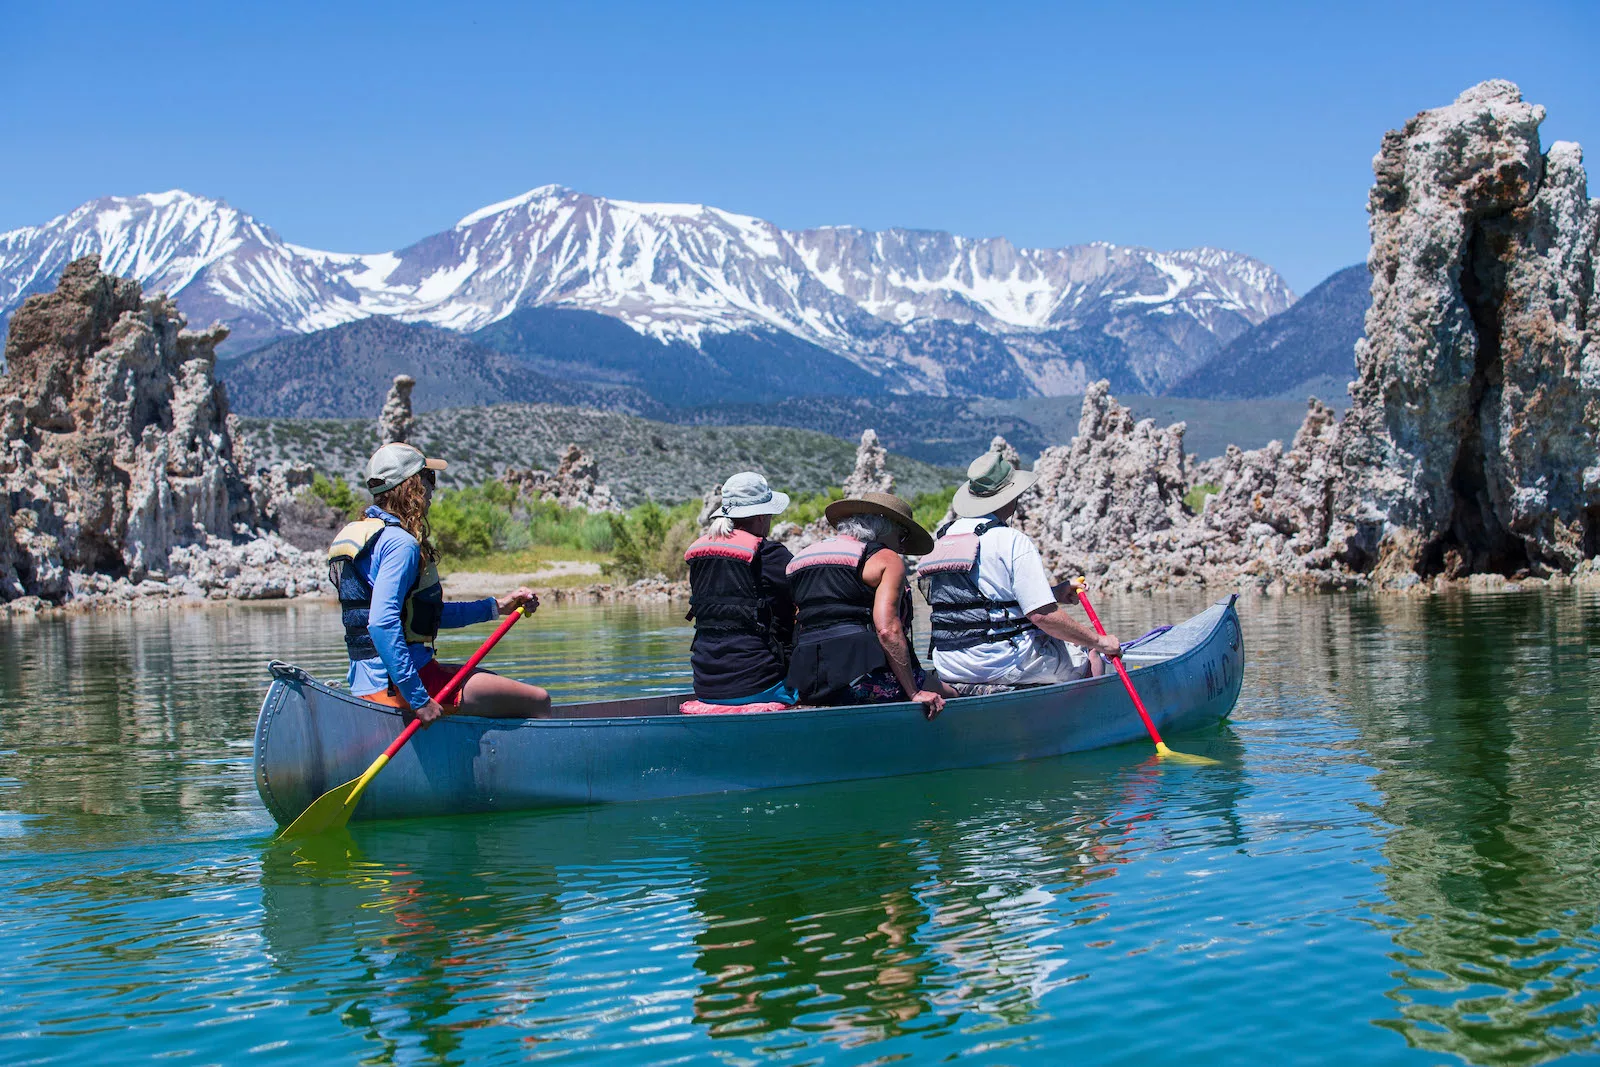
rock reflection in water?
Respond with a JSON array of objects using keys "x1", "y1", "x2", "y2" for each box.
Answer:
[{"x1": 1351, "y1": 594, "x2": 1600, "y2": 1062}]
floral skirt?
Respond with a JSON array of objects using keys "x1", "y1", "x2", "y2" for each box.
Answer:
[{"x1": 846, "y1": 666, "x2": 927, "y2": 704}]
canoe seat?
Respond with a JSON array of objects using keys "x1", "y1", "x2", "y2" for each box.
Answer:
[
  {"x1": 949, "y1": 681, "x2": 1021, "y2": 697},
  {"x1": 680, "y1": 699, "x2": 794, "y2": 715}
]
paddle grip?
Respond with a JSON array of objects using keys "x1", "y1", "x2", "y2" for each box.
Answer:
[
  {"x1": 1071, "y1": 579, "x2": 1167, "y2": 747},
  {"x1": 380, "y1": 605, "x2": 527, "y2": 760}
]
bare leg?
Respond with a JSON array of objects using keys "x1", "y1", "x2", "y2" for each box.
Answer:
[{"x1": 458, "y1": 670, "x2": 552, "y2": 718}]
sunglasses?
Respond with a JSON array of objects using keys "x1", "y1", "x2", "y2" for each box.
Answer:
[{"x1": 421, "y1": 469, "x2": 437, "y2": 489}]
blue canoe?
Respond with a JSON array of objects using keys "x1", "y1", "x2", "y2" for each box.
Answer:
[{"x1": 253, "y1": 596, "x2": 1243, "y2": 826}]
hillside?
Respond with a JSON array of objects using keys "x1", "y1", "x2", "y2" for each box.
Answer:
[
  {"x1": 472, "y1": 307, "x2": 887, "y2": 406},
  {"x1": 236, "y1": 403, "x2": 959, "y2": 505},
  {"x1": 1170, "y1": 264, "x2": 1369, "y2": 400},
  {"x1": 219, "y1": 317, "x2": 663, "y2": 418}
]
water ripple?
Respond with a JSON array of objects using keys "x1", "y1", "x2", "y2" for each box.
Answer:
[{"x1": 2, "y1": 592, "x2": 1600, "y2": 1063}]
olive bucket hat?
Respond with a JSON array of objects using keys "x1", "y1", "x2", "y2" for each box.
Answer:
[{"x1": 951, "y1": 447, "x2": 1037, "y2": 518}]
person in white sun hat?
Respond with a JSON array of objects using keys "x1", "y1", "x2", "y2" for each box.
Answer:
[
  {"x1": 327, "y1": 442, "x2": 550, "y2": 723},
  {"x1": 918, "y1": 445, "x2": 1122, "y2": 692},
  {"x1": 682, "y1": 471, "x2": 800, "y2": 707}
]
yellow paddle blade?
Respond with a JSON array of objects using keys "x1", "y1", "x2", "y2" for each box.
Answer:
[
  {"x1": 1154, "y1": 741, "x2": 1221, "y2": 767},
  {"x1": 277, "y1": 750, "x2": 393, "y2": 840},
  {"x1": 277, "y1": 775, "x2": 366, "y2": 840}
]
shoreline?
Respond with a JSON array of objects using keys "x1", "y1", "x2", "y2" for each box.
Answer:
[{"x1": 6, "y1": 567, "x2": 1597, "y2": 621}]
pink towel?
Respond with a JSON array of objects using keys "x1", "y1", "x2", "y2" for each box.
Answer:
[{"x1": 679, "y1": 699, "x2": 792, "y2": 716}]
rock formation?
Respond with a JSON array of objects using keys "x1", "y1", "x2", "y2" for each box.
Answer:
[
  {"x1": 841, "y1": 428, "x2": 894, "y2": 497},
  {"x1": 1332, "y1": 80, "x2": 1600, "y2": 582},
  {"x1": 697, "y1": 483, "x2": 723, "y2": 527},
  {"x1": 1022, "y1": 385, "x2": 1188, "y2": 575},
  {"x1": 1010, "y1": 81, "x2": 1600, "y2": 594},
  {"x1": 776, "y1": 427, "x2": 901, "y2": 551},
  {"x1": 1008, "y1": 388, "x2": 1350, "y2": 591},
  {"x1": 378, "y1": 373, "x2": 415, "y2": 445},
  {"x1": 0, "y1": 256, "x2": 322, "y2": 610},
  {"x1": 503, "y1": 443, "x2": 621, "y2": 513}
]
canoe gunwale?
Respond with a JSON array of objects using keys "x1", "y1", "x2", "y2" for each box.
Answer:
[
  {"x1": 260, "y1": 593, "x2": 1240, "y2": 733},
  {"x1": 254, "y1": 595, "x2": 1243, "y2": 824}
]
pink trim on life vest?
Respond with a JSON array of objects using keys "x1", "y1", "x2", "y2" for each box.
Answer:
[
  {"x1": 684, "y1": 528, "x2": 761, "y2": 563},
  {"x1": 786, "y1": 535, "x2": 867, "y2": 575},
  {"x1": 917, "y1": 532, "x2": 980, "y2": 575}
]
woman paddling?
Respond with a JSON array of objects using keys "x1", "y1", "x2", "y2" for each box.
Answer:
[
  {"x1": 329, "y1": 442, "x2": 550, "y2": 724},
  {"x1": 785, "y1": 492, "x2": 956, "y2": 718}
]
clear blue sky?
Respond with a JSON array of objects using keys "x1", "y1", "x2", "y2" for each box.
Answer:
[{"x1": 3, "y1": 0, "x2": 1595, "y2": 293}]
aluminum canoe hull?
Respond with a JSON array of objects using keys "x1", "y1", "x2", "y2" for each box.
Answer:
[{"x1": 253, "y1": 596, "x2": 1244, "y2": 825}]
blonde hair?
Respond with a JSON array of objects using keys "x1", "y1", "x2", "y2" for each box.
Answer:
[
  {"x1": 373, "y1": 474, "x2": 438, "y2": 564},
  {"x1": 708, "y1": 516, "x2": 736, "y2": 538}
]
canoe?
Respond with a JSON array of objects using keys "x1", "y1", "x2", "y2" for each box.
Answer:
[{"x1": 253, "y1": 595, "x2": 1244, "y2": 826}]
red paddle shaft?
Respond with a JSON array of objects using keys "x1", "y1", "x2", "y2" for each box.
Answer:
[
  {"x1": 1074, "y1": 585, "x2": 1168, "y2": 749},
  {"x1": 379, "y1": 605, "x2": 526, "y2": 760}
]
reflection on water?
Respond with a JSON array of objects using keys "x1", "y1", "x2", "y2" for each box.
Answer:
[{"x1": 1, "y1": 592, "x2": 1599, "y2": 1063}]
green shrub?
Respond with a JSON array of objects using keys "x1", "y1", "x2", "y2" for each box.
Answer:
[
  {"x1": 523, "y1": 499, "x2": 616, "y2": 554},
  {"x1": 308, "y1": 473, "x2": 363, "y2": 517},
  {"x1": 1184, "y1": 482, "x2": 1220, "y2": 514},
  {"x1": 911, "y1": 486, "x2": 957, "y2": 532},
  {"x1": 783, "y1": 487, "x2": 844, "y2": 528},
  {"x1": 430, "y1": 485, "x2": 514, "y2": 558},
  {"x1": 604, "y1": 500, "x2": 700, "y2": 582},
  {"x1": 429, "y1": 479, "x2": 684, "y2": 566}
]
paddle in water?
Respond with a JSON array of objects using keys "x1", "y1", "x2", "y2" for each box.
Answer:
[
  {"x1": 1071, "y1": 578, "x2": 1217, "y2": 766},
  {"x1": 277, "y1": 605, "x2": 528, "y2": 840}
]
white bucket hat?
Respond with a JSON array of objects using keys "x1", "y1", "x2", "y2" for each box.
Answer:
[{"x1": 719, "y1": 471, "x2": 790, "y2": 518}]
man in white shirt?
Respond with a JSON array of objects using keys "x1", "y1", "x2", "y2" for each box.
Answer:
[{"x1": 922, "y1": 448, "x2": 1122, "y2": 688}]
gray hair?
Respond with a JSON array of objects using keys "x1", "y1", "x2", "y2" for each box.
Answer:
[
  {"x1": 707, "y1": 515, "x2": 735, "y2": 538},
  {"x1": 834, "y1": 513, "x2": 899, "y2": 545}
]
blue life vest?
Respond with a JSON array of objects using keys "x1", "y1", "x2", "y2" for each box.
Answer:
[{"x1": 327, "y1": 516, "x2": 444, "y2": 661}]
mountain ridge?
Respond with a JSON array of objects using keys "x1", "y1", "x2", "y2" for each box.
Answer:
[
  {"x1": 1169, "y1": 264, "x2": 1369, "y2": 400},
  {"x1": 218, "y1": 317, "x2": 667, "y2": 419},
  {"x1": 0, "y1": 188, "x2": 1294, "y2": 395}
]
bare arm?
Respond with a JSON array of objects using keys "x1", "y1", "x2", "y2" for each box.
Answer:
[
  {"x1": 1027, "y1": 603, "x2": 1122, "y2": 657},
  {"x1": 863, "y1": 550, "x2": 946, "y2": 717}
]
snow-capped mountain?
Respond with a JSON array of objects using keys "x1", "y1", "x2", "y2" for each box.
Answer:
[{"x1": 0, "y1": 188, "x2": 1296, "y2": 396}]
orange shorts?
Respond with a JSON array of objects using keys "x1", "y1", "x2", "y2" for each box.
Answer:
[{"x1": 356, "y1": 658, "x2": 484, "y2": 710}]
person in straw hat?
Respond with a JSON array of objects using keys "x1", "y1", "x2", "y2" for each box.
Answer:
[
  {"x1": 682, "y1": 471, "x2": 800, "y2": 709},
  {"x1": 328, "y1": 442, "x2": 550, "y2": 724},
  {"x1": 917, "y1": 445, "x2": 1121, "y2": 692},
  {"x1": 785, "y1": 492, "x2": 956, "y2": 718}
]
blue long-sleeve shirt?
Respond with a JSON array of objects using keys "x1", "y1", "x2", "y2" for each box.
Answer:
[{"x1": 346, "y1": 506, "x2": 496, "y2": 708}]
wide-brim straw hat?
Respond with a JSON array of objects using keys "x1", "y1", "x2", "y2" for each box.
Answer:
[
  {"x1": 951, "y1": 448, "x2": 1037, "y2": 518},
  {"x1": 824, "y1": 492, "x2": 935, "y2": 555}
]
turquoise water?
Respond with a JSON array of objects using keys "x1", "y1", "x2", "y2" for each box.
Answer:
[{"x1": 1, "y1": 592, "x2": 1598, "y2": 1064}]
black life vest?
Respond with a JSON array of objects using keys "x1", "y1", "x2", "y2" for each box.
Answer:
[
  {"x1": 918, "y1": 519, "x2": 1038, "y2": 654},
  {"x1": 787, "y1": 536, "x2": 912, "y2": 635},
  {"x1": 328, "y1": 515, "x2": 445, "y2": 661},
  {"x1": 684, "y1": 529, "x2": 775, "y2": 641}
]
